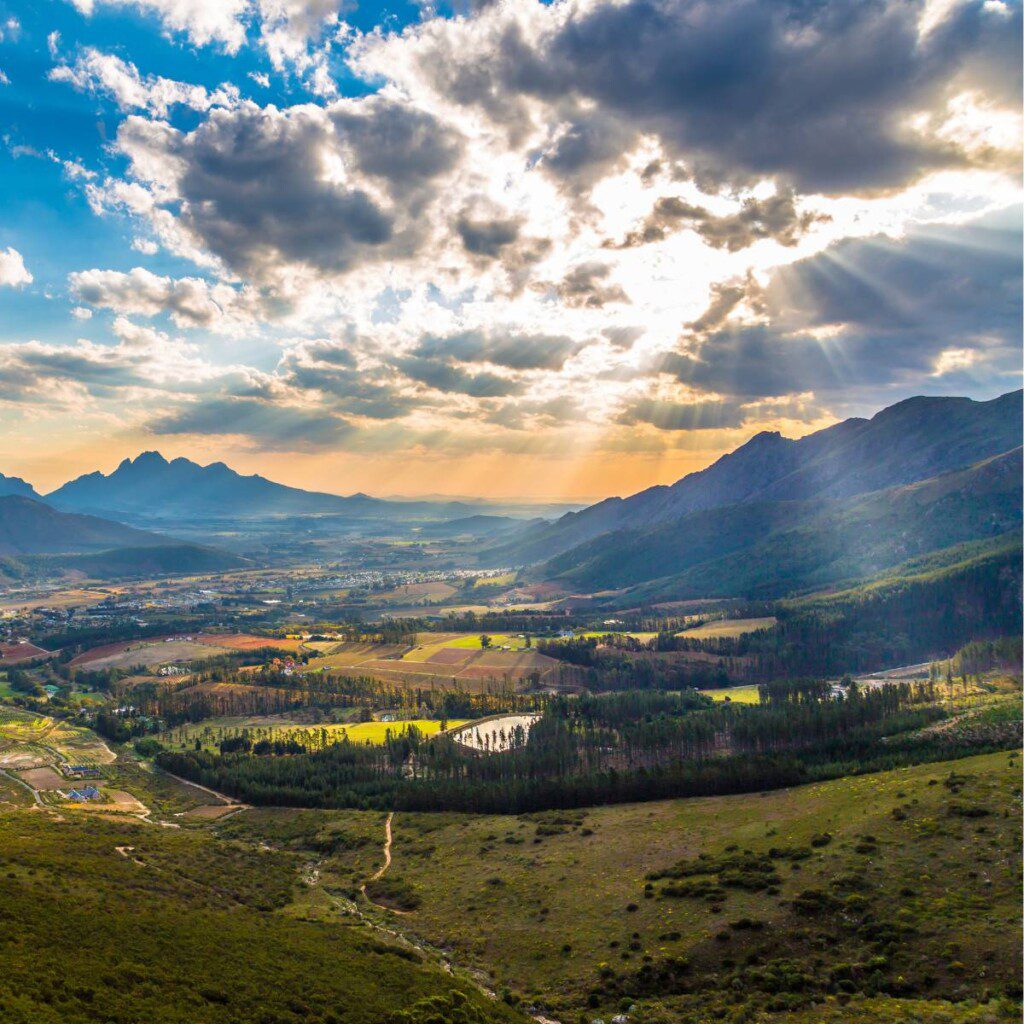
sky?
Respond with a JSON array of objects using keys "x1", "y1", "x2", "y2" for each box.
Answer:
[{"x1": 0, "y1": 0, "x2": 1020, "y2": 501}]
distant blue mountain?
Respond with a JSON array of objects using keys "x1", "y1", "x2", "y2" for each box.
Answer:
[
  {"x1": 45, "y1": 451, "x2": 393, "y2": 521},
  {"x1": 0, "y1": 471, "x2": 40, "y2": 500}
]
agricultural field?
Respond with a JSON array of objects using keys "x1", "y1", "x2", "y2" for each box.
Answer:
[
  {"x1": 0, "y1": 639, "x2": 51, "y2": 664},
  {"x1": 157, "y1": 716, "x2": 469, "y2": 753},
  {"x1": 373, "y1": 581, "x2": 460, "y2": 604},
  {"x1": 678, "y1": 616, "x2": 778, "y2": 639},
  {"x1": 700, "y1": 683, "x2": 762, "y2": 704},
  {"x1": 304, "y1": 633, "x2": 563, "y2": 690},
  {"x1": 0, "y1": 706, "x2": 115, "y2": 768},
  {"x1": 337, "y1": 750, "x2": 1022, "y2": 1022},
  {"x1": 199, "y1": 633, "x2": 307, "y2": 653},
  {"x1": 582, "y1": 630, "x2": 660, "y2": 644},
  {"x1": 471, "y1": 572, "x2": 517, "y2": 589},
  {"x1": 70, "y1": 637, "x2": 234, "y2": 671}
]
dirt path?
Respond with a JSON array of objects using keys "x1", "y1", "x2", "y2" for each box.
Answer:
[
  {"x1": 369, "y1": 811, "x2": 393, "y2": 882},
  {"x1": 359, "y1": 812, "x2": 398, "y2": 910}
]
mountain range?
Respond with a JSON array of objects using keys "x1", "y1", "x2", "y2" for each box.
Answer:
[
  {"x1": 489, "y1": 389, "x2": 1022, "y2": 598},
  {"x1": 0, "y1": 495, "x2": 246, "y2": 581},
  {"x1": 44, "y1": 451, "x2": 394, "y2": 521}
]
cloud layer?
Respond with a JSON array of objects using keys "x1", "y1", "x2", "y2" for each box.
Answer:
[{"x1": 4, "y1": 0, "x2": 1019, "y2": 489}]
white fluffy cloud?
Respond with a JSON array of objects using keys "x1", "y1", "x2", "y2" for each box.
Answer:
[
  {"x1": 66, "y1": 0, "x2": 250, "y2": 52},
  {"x1": 69, "y1": 267, "x2": 260, "y2": 334},
  {"x1": 0, "y1": 247, "x2": 32, "y2": 287},
  {"x1": 50, "y1": 49, "x2": 240, "y2": 116}
]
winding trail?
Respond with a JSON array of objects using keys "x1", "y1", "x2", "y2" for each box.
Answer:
[
  {"x1": 369, "y1": 811, "x2": 394, "y2": 882},
  {"x1": 359, "y1": 811, "x2": 397, "y2": 909}
]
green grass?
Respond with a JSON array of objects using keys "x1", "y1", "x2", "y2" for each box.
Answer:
[
  {"x1": 679, "y1": 616, "x2": 778, "y2": 639},
  {"x1": 433, "y1": 633, "x2": 531, "y2": 651},
  {"x1": 0, "y1": 810, "x2": 526, "y2": 1024},
  {"x1": 362, "y1": 751, "x2": 1022, "y2": 1021}
]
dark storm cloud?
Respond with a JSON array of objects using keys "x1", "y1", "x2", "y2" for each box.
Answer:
[
  {"x1": 609, "y1": 190, "x2": 826, "y2": 251},
  {"x1": 456, "y1": 212, "x2": 521, "y2": 256},
  {"x1": 414, "y1": 329, "x2": 583, "y2": 370},
  {"x1": 278, "y1": 340, "x2": 416, "y2": 419},
  {"x1": 163, "y1": 107, "x2": 391, "y2": 275},
  {"x1": 666, "y1": 209, "x2": 1023, "y2": 398},
  {"x1": 116, "y1": 98, "x2": 466, "y2": 281},
  {"x1": 329, "y1": 98, "x2": 464, "y2": 185},
  {"x1": 412, "y1": 0, "x2": 1021, "y2": 195}
]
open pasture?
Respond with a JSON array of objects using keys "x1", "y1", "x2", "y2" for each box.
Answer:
[
  {"x1": 700, "y1": 683, "x2": 762, "y2": 703},
  {"x1": 71, "y1": 637, "x2": 233, "y2": 671},
  {"x1": 678, "y1": 615, "x2": 777, "y2": 639}
]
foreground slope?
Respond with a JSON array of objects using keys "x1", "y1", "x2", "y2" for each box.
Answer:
[
  {"x1": 0, "y1": 810, "x2": 524, "y2": 1024},
  {"x1": 258, "y1": 749, "x2": 1019, "y2": 1022}
]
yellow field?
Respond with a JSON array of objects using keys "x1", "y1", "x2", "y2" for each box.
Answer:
[
  {"x1": 472, "y1": 572, "x2": 517, "y2": 588},
  {"x1": 161, "y1": 717, "x2": 469, "y2": 751},
  {"x1": 700, "y1": 683, "x2": 761, "y2": 704},
  {"x1": 582, "y1": 630, "x2": 659, "y2": 643},
  {"x1": 303, "y1": 634, "x2": 562, "y2": 690},
  {"x1": 678, "y1": 616, "x2": 777, "y2": 639}
]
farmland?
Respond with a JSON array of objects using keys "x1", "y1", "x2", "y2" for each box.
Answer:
[
  {"x1": 303, "y1": 632, "x2": 564, "y2": 690},
  {"x1": 157, "y1": 715, "x2": 470, "y2": 752},
  {"x1": 70, "y1": 637, "x2": 234, "y2": 670},
  {"x1": 700, "y1": 683, "x2": 762, "y2": 703},
  {"x1": 678, "y1": 616, "x2": 778, "y2": 639}
]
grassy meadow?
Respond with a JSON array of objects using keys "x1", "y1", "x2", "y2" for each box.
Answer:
[{"x1": 325, "y1": 750, "x2": 1022, "y2": 1022}]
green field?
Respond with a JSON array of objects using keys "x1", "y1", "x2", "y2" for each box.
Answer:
[
  {"x1": 423, "y1": 632, "x2": 532, "y2": 651},
  {"x1": 678, "y1": 615, "x2": 778, "y2": 639},
  {"x1": 581, "y1": 630, "x2": 660, "y2": 643},
  {"x1": 330, "y1": 751, "x2": 1021, "y2": 1021}
]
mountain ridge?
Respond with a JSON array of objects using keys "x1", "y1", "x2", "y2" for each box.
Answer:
[{"x1": 489, "y1": 389, "x2": 1022, "y2": 566}]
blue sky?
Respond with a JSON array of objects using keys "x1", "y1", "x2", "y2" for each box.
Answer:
[{"x1": 0, "y1": 0, "x2": 1019, "y2": 499}]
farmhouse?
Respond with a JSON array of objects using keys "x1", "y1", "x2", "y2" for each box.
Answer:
[{"x1": 66, "y1": 786, "x2": 101, "y2": 802}]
